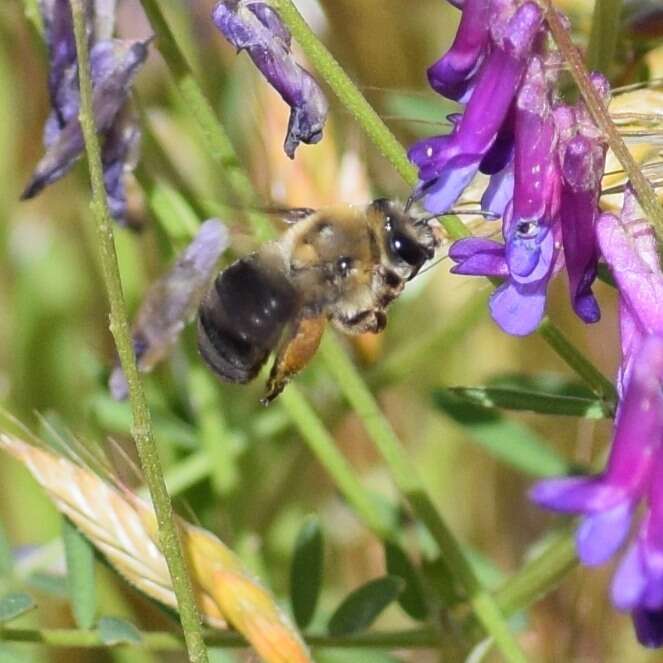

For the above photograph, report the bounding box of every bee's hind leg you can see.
[262,316,326,405]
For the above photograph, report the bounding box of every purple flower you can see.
[597,192,663,394]
[427,0,492,102]
[449,57,561,336]
[212,0,328,158]
[109,219,229,400]
[408,1,543,213]
[532,193,663,647]
[557,73,609,324]
[22,0,148,226]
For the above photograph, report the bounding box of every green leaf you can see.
[327,576,404,636]
[0,520,12,575]
[384,542,429,621]
[432,389,572,477]
[289,515,324,629]
[62,517,96,630]
[447,386,609,419]
[0,593,36,623]
[149,182,200,244]
[98,616,143,646]
[27,572,68,599]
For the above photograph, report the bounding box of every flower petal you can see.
[612,542,647,610]
[633,608,663,648]
[449,238,508,277]
[576,502,633,566]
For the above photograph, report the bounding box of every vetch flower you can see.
[450,56,561,336]
[426,0,492,102]
[109,219,229,400]
[557,73,609,324]
[532,194,663,648]
[212,0,328,158]
[408,1,543,213]
[21,0,149,225]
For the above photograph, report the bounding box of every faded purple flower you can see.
[212,0,328,158]
[409,1,543,213]
[532,194,663,648]
[110,219,229,400]
[21,0,148,225]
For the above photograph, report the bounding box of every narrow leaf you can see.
[432,389,571,477]
[384,542,429,621]
[447,386,609,419]
[0,520,12,575]
[62,516,96,630]
[98,616,143,645]
[0,593,36,623]
[290,515,324,629]
[328,576,404,636]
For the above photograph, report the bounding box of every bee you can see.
[197,198,441,404]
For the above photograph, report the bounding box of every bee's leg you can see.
[262,316,326,405]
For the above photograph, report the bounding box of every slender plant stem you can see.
[319,337,527,663]
[279,385,394,539]
[0,627,439,651]
[69,3,208,662]
[538,318,617,412]
[544,0,663,240]
[586,0,624,73]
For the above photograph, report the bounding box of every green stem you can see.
[138,0,273,242]
[587,0,624,74]
[69,3,208,662]
[537,318,617,412]
[279,385,394,539]
[319,337,527,663]
[496,528,577,617]
[0,627,438,651]
[544,0,663,241]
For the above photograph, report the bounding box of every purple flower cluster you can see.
[212,0,328,158]
[410,0,609,336]
[532,192,663,648]
[22,0,149,225]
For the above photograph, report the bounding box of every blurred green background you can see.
[0,0,661,661]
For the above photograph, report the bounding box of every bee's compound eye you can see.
[390,232,427,268]
[337,256,353,276]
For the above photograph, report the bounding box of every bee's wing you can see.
[259,206,317,224]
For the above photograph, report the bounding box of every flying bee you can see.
[197,198,442,404]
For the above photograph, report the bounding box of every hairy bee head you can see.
[368,198,441,280]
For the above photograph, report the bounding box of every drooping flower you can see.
[212,0,328,158]
[556,73,609,324]
[532,194,663,647]
[109,219,229,400]
[408,1,543,213]
[21,0,149,226]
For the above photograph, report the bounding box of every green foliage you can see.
[0,593,36,623]
[433,388,573,477]
[327,576,404,636]
[289,515,324,629]
[384,542,429,621]
[62,517,96,630]
[98,616,143,646]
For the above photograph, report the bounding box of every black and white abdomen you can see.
[197,256,298,384]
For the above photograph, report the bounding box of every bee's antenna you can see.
[415,209,500,225]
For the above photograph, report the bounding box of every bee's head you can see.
[369,198,441,279]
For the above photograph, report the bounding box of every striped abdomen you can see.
[197,256,298,384]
